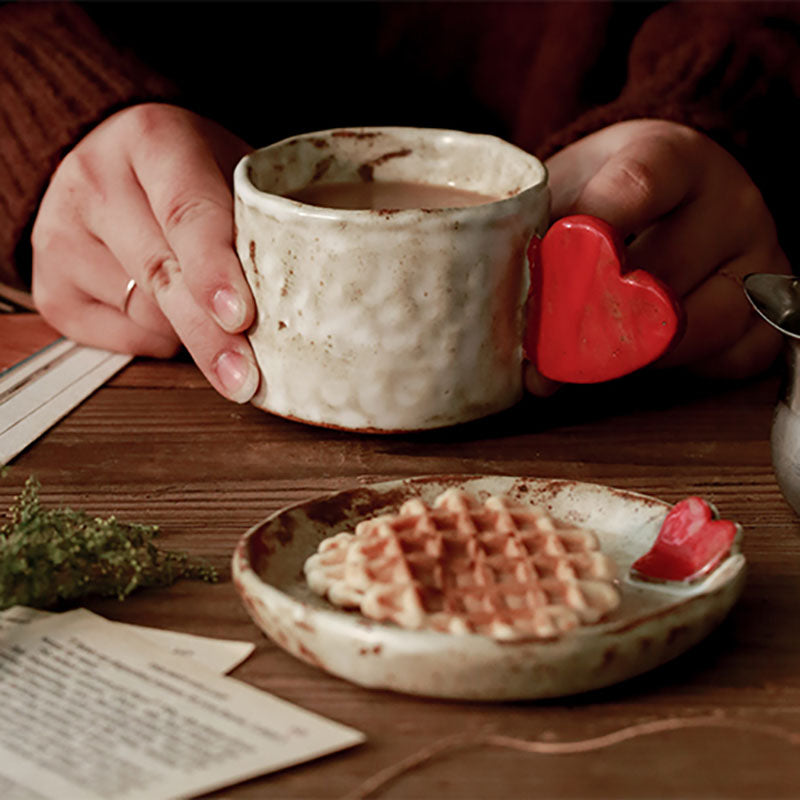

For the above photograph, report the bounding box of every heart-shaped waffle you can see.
[304,489,620,641]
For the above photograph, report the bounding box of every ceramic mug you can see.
[233,126,549,432]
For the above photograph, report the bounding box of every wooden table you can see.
[3,356,800,798]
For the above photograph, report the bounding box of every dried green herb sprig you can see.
[0,476,217,610]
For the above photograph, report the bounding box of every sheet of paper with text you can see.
[0,608,364,800]
[0,606,255,676]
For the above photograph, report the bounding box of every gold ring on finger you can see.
[121,277,137,314]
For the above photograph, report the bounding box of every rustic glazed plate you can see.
[232,476,745,700]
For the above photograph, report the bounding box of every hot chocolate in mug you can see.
[233,127,679,432]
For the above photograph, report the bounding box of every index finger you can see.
[131,113,254,333]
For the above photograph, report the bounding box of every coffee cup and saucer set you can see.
[229,127,754,700]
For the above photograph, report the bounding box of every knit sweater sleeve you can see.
[529,1,800,261]
[0,2,175,288]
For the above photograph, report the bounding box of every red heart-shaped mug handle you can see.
[524,215,683,383]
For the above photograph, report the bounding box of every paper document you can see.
[0,606,255,676]
[0,608,364,800]
[0,314,132,465]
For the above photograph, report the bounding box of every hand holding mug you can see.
[545,119,791,381]
[31,103,260,403]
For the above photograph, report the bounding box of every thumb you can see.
[546,128,694,238]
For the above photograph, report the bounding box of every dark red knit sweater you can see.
[1,1,798,288]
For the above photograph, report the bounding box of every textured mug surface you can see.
[234,127,549,432]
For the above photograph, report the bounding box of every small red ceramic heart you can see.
[631,497,739,583]
[524,215,683,383]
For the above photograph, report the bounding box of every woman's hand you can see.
[32,103,259,403]
[527,118,791,393]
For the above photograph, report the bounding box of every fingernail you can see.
[214,349,259,403]
[212,287,247,331]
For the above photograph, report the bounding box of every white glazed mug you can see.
[233,126,549,432]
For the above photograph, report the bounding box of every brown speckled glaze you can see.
[233,128,549,432]
[231,476,746,701]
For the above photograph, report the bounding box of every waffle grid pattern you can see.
[304,489,620,640]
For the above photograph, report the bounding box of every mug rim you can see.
[234,125,548,221]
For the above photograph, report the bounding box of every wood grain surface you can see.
[3,355,800,799]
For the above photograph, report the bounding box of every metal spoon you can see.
[743,273,800,339]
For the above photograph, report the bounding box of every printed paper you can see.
[0,607,255,675]
[0,609,364,799]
